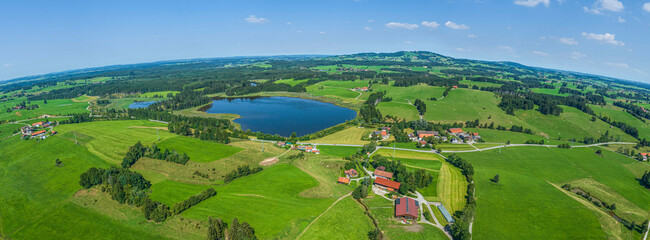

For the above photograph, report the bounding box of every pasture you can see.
[0,98,89,121]
[299,197,374,239]
[456,147,650,240]
[304,127,370,145]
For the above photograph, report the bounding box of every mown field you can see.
[304,127,370,145]
[456,147,650,240]
[0,98,90,121]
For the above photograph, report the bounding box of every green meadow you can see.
[0,98,89,121]
[456,147,650,240]
[156,136,243,163]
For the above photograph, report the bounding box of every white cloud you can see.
[582,32,625,46]
[244,15,268,24]
[421,21,440,29]
[445,21,469,30]
[559,37,578,45]
[584,0,624,14]
[532,50,549,56]
[604,62,629,69]
[644,3,650,12]
[456,48,471,52]
[286,22,292,25]
[363,27,372,31]
[319,31,325,34]
[468,34,477,38]
[514,0,550,7]
[404,41,413,44]
[570,51,586,59]
[617,17,626,23]
[385,22,419,30]
[368,19,375,23]
[2,63,11,68]
[498,45,514,51]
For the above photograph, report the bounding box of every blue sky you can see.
[1,0,649,82]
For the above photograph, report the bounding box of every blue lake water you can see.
[203,97,357,137]
[128,101,158,109]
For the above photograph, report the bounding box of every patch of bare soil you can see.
[15,111,21,116]
[75,188,99,197]
[260,157,279,166]
[233,194,267,199]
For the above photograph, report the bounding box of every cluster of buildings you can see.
[339,67,373,72]
[277,142,321,154]
[408,128,481,144]
[337,168,359,185]
[352,86,369,92]
[20,125,56,140]
[372,168,402,192]
[370,127,390,140]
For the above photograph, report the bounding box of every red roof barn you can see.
[374,169,394,179]
[395,197,420,219]
[374,177,401,192]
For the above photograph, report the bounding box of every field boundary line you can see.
[296,192,352,239]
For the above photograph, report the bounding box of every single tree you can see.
[55,158,62,166]
[491,174,500,183]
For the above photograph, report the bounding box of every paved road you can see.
[441,142,636,153]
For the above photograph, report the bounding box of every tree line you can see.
[223,165,263,183]
[121,141,191,168]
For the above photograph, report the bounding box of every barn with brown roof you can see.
[374,177,401,192]
[373,169,394,179]
[395,197,420,220]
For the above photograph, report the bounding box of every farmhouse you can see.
[344,169,358,178]
[414,131,439,140]
[32,122,44,127]
[31,130,46,137]
[374,169,394,179]
[295,145,319,154]
[374,177,401,192]
[370,131,389,140]
[277,141,286,147]
[395,197,419,220]
[337,177,350,185]
[640,153,649,161]
[448,128,463,135]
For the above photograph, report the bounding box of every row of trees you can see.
[172,188,216,215]
[223,165,263,183]
[207,217,258,240]
[121,141,191,168]
[413,99,426,116]
[369,155,435,194]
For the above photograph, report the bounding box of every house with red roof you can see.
[374,169,394,179]
[374,177,401,192]
[448,128,463,135]
[640,153,649,161]
[338,177,350,185]
[32,122,44,127]
[344,169,358,178]
[395,197,420,220]
[31,130,46,137]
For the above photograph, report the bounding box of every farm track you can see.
[296,192,352,239]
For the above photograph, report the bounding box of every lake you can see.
[202,97,357,136]
[128,101,158,109]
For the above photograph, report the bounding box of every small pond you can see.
[128,101,158,109]
[202,96,357,137]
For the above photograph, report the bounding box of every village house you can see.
[370,130,389,140]
[32,121,44,127]
[374,177,401,192]
[395,197,420,220]
[640,153,649,161]
[277,141,286,147]
[374,169,394,179]
[447,128,463,135]
[344,169,358,178]
[31,130,47,138]
[353,87,369,92]
[294,145,319,154]
[337,177,350,185]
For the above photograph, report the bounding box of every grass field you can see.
[180,164,337,239]
[304,127,370,145]
[0,98,89,121]
[459,80,503,88]
[371,84,446,104]
[372,149,443,161]
[377,102,420,121]
[438,143,476,151]
[317,145,361,158]
[275,78,308,86]
[0,136,110,237]
[464,128,567,145]
[421,88,635,141]
[591,104,650,139]
[156,136,243,163]
[299,196,374,239]
[456,147,650,240]
[0,123,21,140]
[435,163,468,211]
[306,85,360,99]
